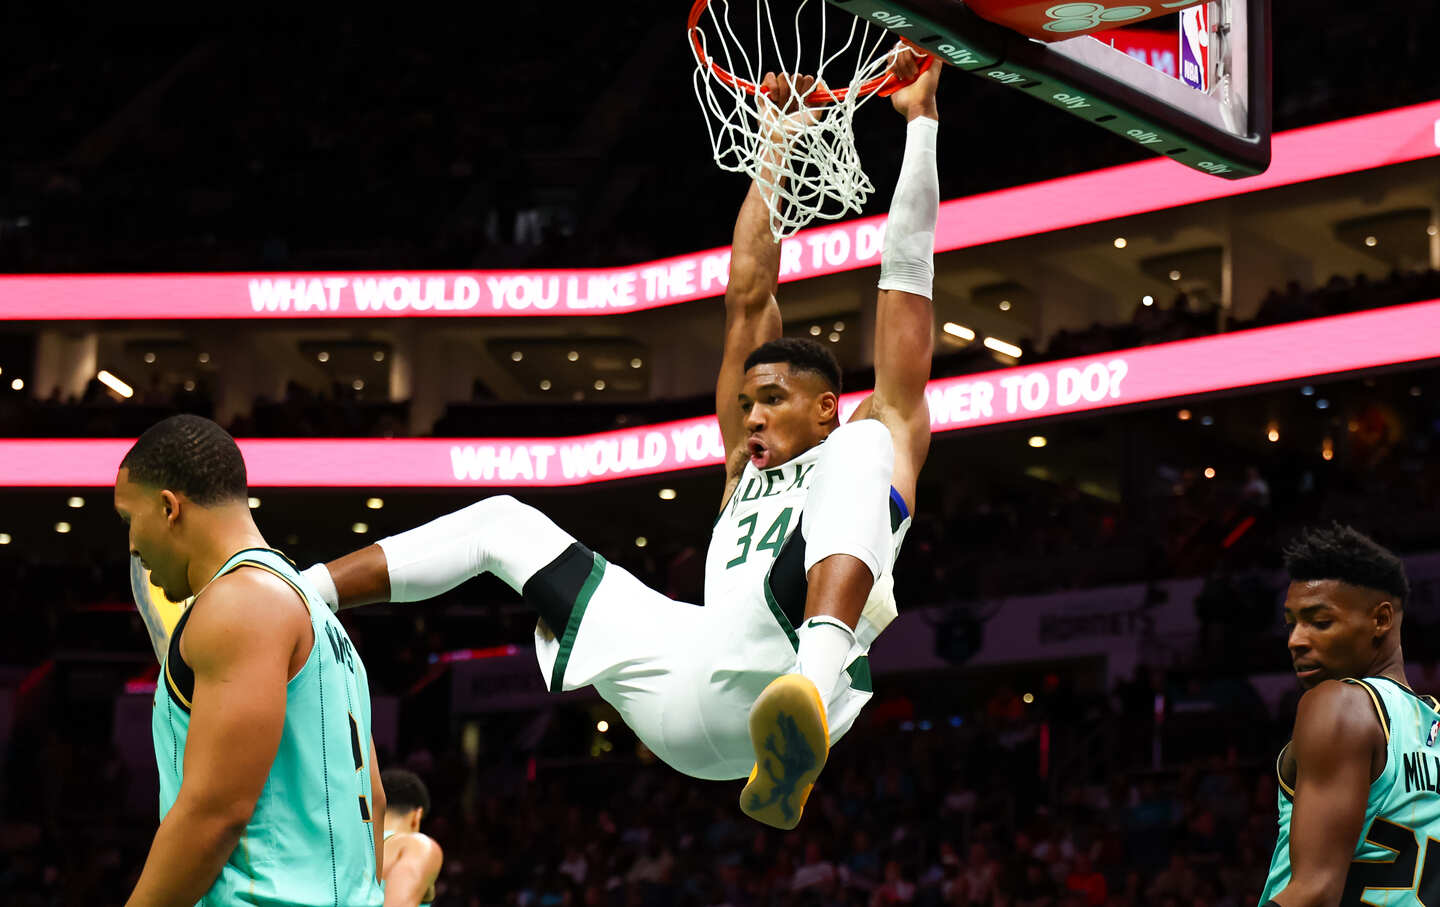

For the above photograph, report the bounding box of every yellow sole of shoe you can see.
[740,674,830,830]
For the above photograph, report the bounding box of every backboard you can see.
[827,0,1272,178]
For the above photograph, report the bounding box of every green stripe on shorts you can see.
[549,554,608,693]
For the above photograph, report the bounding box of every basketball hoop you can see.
[689,0,933,240]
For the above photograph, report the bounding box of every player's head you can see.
[381,768,431,832]
[1282,522,1409,689]
[739,338,842,468]
[114,415,250,602]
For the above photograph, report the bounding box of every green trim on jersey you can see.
[549,553,607,692]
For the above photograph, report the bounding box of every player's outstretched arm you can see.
[125,571,303,907]
[849,51,939,514]
[1271,681,1384,907]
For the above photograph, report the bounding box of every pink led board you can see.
[6,298,1439,487]
[1,101,1437,321]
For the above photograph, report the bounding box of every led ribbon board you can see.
[6,298,1440,488]
[828,0,1271,177]
[0,101,1435,321]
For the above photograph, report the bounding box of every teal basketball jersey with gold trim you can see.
[1261,677,1440,906]
[152,547,383,906]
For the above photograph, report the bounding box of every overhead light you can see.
[596,720,610,733]
[809,325,822,336]
[248,497,261,509]
[96,370,134,399]
[998,300,1012,312]
[373,350,386,362]
[833,321,845,331]
[1200,415,1214,426]
[1177,409,1192,421]
[567,351,580,362]
[183,380,196,392]
[593,379,606,391]
[351,522,368,534]
[365,497,384,510]
[511,351,523,362]
[634,536,648,548]
[828,332,841,343]
[1203,467,1216,479]
[942,322,975,341]
[1142,295,1154,307]
[1028,436,1047,448]
[1169,269,1182,281]
[1364,235,1378,247]
[317,351,330,363]
[1113,237,1127,249]
[197,352,210,364]
[1411,386,1423,397]
[67,496,85,509]
[539,379,552,391]
[54,522,71,534]
[1300,385,1315,396]
[352,378,364,391]
[143,352,156,364]
[658,488,677,501]
[630,358,643,369]
[1429,225,1439,237]
[1322,438,1335,461]
[9,378,20,391]
[1022,693,1035,704]
[983,336,1023,358]
[1316,399,1330,410]
[0,533,10,545]
[1267,425,1280,443]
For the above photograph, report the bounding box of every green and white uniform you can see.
[532,420,910,780]
[1262,676,1440,906]
[154,547,383,906]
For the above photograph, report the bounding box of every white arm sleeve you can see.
[877,116,939,301]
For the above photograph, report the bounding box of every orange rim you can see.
[687,0,935,105]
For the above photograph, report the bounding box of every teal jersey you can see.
[152,548,383,906]
[1261,677,1440,906]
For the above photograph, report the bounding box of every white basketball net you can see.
[690,0,902,240]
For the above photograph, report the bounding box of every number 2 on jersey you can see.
[727,507,793,568]
[1342,817,1440,904]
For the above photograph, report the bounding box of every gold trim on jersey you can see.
[164,652,193,711]
[1275,742,1295,799]
[1344,678,1392,744]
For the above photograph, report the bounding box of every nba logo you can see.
[1428,720,1439,747]
[1179,4,1209,91]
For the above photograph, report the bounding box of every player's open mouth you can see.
[748,438,769,467]
[1293,663,1322,679]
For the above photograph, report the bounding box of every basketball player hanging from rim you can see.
[300,48,941,831]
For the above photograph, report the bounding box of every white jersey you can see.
[704,439,912,736]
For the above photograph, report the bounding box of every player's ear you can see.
[1374,600,1397,637]
[814,390,838,423]
[160,489,182,526]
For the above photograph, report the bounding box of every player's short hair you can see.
[743,338,842,394]
[382,768,431,816]
[120,415,248,507]
[1284,522,1409,607]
